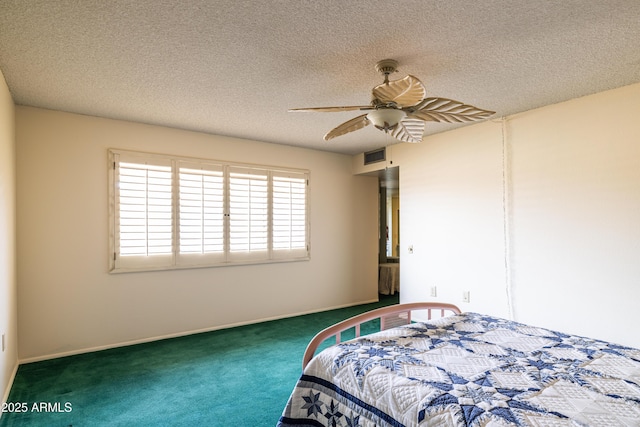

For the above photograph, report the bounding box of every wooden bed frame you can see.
[302,302,462,369]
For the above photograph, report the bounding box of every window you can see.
[109,150,309,272]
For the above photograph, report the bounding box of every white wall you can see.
[355,82,640,348]
[507,84,640,347]
[396,121,511,319]
[0,70,17,403]
[16,107,379,361]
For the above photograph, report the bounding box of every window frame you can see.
[108,149,310,273]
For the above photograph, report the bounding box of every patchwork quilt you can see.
[278,312,640,426]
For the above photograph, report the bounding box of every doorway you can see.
[377,167,399,263]
[377,167,400,296]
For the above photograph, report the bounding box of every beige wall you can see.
[16,107,379,361]
[506,84,640,346]
[10,81,640,368]
[397,121,509,317]
[355,82,640,348]
[0,70,17,403]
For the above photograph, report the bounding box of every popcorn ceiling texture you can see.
[1,0,639,155]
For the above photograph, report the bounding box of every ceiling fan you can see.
[289,59,495,143]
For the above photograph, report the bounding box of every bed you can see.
[278,302,640,426]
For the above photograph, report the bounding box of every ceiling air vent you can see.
[364,148,386,165]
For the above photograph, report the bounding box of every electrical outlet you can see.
[430,286,437,297]
[408,245,414,254]
[463,291,471,303]
[1,333,5,352]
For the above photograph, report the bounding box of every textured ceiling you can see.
[1,1,640,155]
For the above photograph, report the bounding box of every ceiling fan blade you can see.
[324,114,370,141]
[288,105,373,113]
[390,118,425,143]
[409,97,495,123]
[372,75,426,108]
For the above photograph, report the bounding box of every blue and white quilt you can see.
[278,312,640,426]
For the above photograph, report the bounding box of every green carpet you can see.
[1,294,398,426]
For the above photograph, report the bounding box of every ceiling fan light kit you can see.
[289,59,495,145]
[366,108,406,131]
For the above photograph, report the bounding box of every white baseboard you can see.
[19,298,380,364]
[1,362,19,418]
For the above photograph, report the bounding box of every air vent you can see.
[364,148,386,165]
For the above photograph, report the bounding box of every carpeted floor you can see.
[0,294,398,426]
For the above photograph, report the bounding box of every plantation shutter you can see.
[113,153,174,270]
[176,161,226,266]
[272,171,309,259]
[228,166,269,262]
[110,149,309,272]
